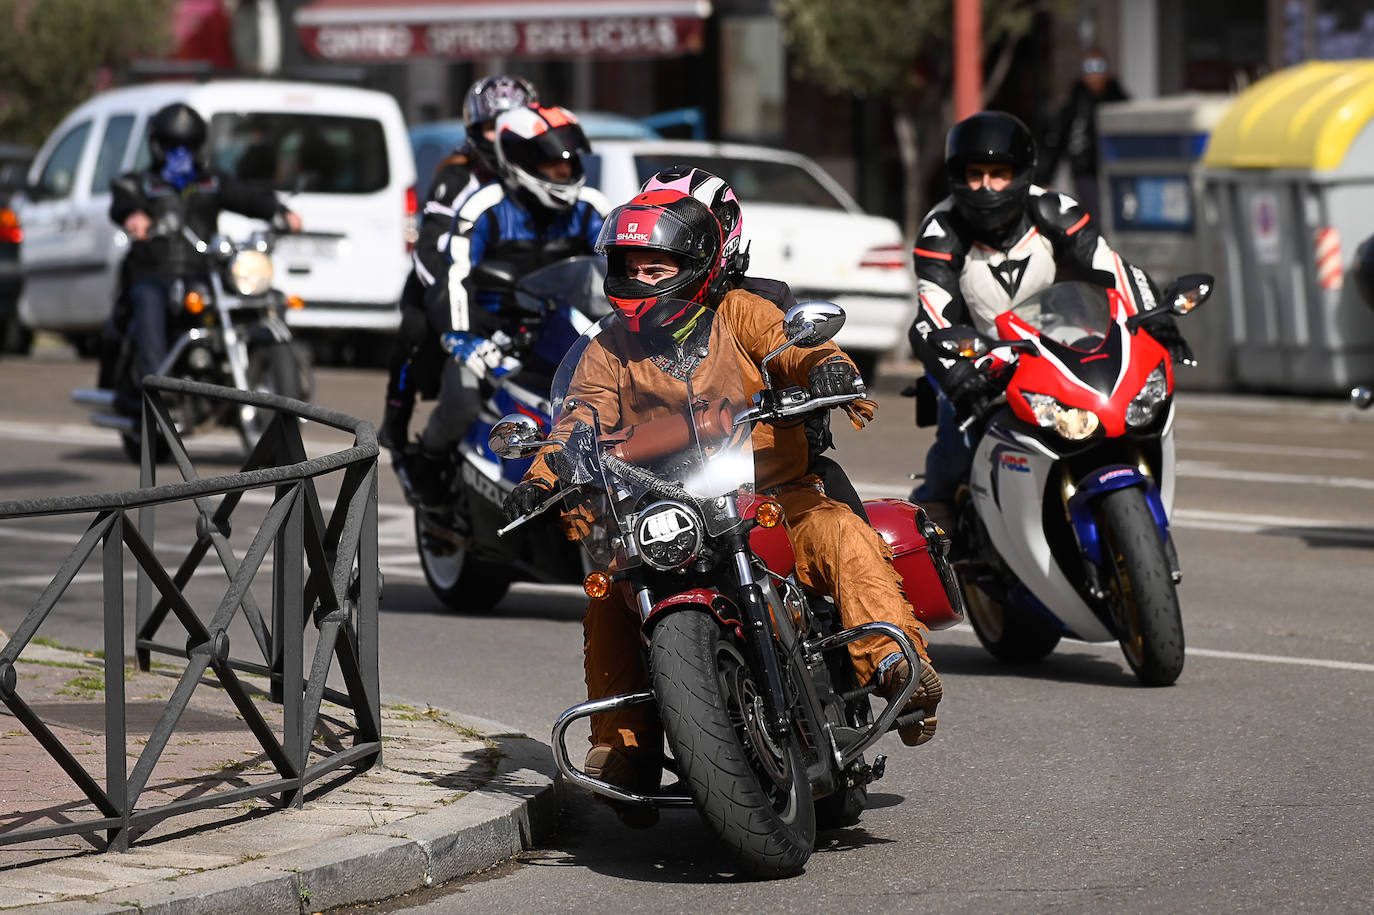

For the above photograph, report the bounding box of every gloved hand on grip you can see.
[441,331,523,383]
[941,360,995,418]
[1144,315,1196,367]
[503,478,552,522]
[809,357,864,398]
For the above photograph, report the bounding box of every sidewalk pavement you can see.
[0,635,558,914]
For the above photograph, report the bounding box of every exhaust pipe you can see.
[91,413,135,433]
[72,388,118,409]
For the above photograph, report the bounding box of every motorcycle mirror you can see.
[928,325,991,359]
[783,301,846,348]
[488,413,555,459]
[1163,273,1214,316]
[1351,386,1373,410]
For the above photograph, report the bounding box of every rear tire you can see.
[960,502,1061,664]
[1100,486,1185,686]
[650,611,815,878]
[413,510,511,612]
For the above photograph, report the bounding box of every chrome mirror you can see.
[488,413,548,459]
[783,301,847,348]
[1351,386,1373,411]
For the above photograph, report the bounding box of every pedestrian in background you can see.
[1038,49,1128,217]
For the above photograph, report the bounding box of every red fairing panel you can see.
[864,498,963,629]
[739,494,796,575]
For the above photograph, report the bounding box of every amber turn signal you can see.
[184,291,205,314]
[286,295,305,310]
[583,570,612,599]
[755,499,784,529]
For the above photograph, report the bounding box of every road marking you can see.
[1176,461,1374,491]
[1177,440,1368,460]
[941,623,1374,672]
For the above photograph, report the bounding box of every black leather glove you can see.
[503,478,552,522]
[941,360,994,417]
[1144,315,1196,367]
[809,358,862,398]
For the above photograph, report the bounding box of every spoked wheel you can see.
[650,611,814,879]
[1099,486,1185,686]
[413,510,511,612]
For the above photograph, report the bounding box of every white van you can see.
[17,79,416,347]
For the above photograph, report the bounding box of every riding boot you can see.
[404,448,452,508]
[379,395,413,453]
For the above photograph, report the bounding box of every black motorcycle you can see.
[73,216,311,462]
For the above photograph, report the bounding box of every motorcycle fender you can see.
[644,588,742,634]
[1067,466,1170,568]
[971,424,1113,642]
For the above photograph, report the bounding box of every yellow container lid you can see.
[1201,59,1374,171]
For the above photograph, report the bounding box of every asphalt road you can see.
[1,349,1370,914]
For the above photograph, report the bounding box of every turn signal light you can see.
[286,295,305,310]
[583,570,612,600]
[184,291,205,314]
[755,499,784,529]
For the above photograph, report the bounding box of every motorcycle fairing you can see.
[970,418,1115,642]
[1066,464,1171,568]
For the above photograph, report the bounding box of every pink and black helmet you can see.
[639,167,748,282]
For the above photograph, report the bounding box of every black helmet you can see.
[596,189,725,338]
[148,103,207,167]
[1354,233,1374,312]
[462,75,538,175]
[494,105,589,211]
[945,111,1037,235]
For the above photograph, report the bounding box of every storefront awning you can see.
[295,0,713,62]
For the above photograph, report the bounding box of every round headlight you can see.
[1126,363,1169,427]
[229,250,274,296]
[634,500,702,571]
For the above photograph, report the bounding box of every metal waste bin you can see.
[1199,60,1374,395]
[1097,93,1236,390]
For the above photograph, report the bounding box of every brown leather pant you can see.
[583,487,931,763]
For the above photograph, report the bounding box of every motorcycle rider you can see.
[109,102,302,400]
[408,104,610,507]
[907,110,1192,524]
[638,166,869,520]
[380,75,539,455]
[503,190,941,827]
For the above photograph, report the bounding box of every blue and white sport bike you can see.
[415,256,609,611]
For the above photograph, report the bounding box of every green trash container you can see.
[1098,93,1236,390]
[1199,60,1374,395]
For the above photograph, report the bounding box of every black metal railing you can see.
[0,376,381,851]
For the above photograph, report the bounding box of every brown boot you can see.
[584,745,659,829]
[879,657,943,746]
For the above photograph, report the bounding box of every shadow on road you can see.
[1257,524,1374,550]
[930,641,1139,689]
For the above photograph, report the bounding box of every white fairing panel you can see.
[969,420,1115,642]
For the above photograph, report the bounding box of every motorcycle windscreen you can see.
[549,306,755,565]
[513,255,611,364]
[1006,281,1113,351]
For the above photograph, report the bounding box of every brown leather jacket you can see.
[528,288,874,493]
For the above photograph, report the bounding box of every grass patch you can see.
[58,674,106,697]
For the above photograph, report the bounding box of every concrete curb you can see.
[15,716,559,914]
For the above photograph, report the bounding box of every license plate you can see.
[276,234,343,261]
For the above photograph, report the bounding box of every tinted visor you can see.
[502,122,589,184]
[595,203,713,260]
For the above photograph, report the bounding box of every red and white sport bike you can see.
[927,274,1213,686]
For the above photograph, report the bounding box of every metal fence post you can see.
[277,484,306,808]
[104,512,130,851]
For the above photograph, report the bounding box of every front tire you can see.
[650,611,815,879]
[1100,486,1185,686]
[240,341,311,451]
[413,510,511,612]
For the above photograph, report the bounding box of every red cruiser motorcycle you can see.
[925,275,1212,686]
[492,302,962,878]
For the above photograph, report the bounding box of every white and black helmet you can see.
[493,106,590,211]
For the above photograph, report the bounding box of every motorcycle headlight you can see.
[228,250,274,296]
[634,500,702,571]
[1126,363,1169,427]
[1023,392,1100,440]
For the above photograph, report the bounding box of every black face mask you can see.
[951,169,1033,239]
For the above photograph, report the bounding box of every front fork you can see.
[1063,459,1180,602]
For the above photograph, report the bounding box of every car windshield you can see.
[633,154,845,210]
[1006,282,1113,351]
[206,113,389,194]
